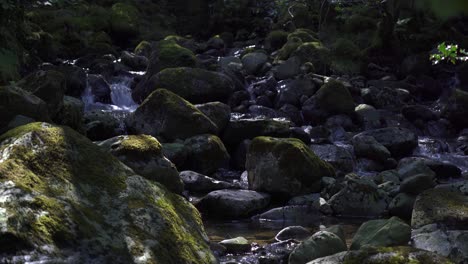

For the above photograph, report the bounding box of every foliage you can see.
[430,42,468,65]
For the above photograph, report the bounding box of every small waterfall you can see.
[110,76,138,112]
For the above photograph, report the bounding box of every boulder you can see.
[84,110,125,141]
[0,86,50,133]
[16,70,66,117]
[219,237,251,253]
[180,171,235,193]
[400,173,435,195]
[222,118,291,148]
[241,52,269,75]
[310,144,355,175]
[196,189,270,218]
[135,67,235,104]
[255,206,320,225]
[350,217,411,250]
[183,134,230,175]
[53,96,84,132]
[126,89,218,141]
[275,79,316,108]
[121,51,148,71]
[352,134,391,162]
[246,137,335,197]
[86,74,112,104]
[315,80,355,115]
[98,135,183,193]
[443,89,468,129]
[329,178,390,217]
[196,102,231,131]
[289,231,347,264]
[356,127,418,157]
[275,226,312,242]
[308,246,454,264]
[389,193,417,220]
[0,123,216,263]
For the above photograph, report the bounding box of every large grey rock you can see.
[350,217,411,250]
[0,123,216,264]
[356,127,418,157]
[196,189,270,218]
[126,89,218,141]
[184,134,230,175]
[242,52,269,75]
[275,226,312,242]
[196,102,231,131]
[329,178,390,217]
[310,144,355,174]
[352,134,391,162]
[389,193,417,220]
[222,118,291,147]
[289,231,347,264]
[246,137,335,197]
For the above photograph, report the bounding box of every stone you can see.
[289,231,347,264]
[125,89,218,141]
[184,134,230,175]
[219,237,251,253]
[121,50,148,71]
[196,102,231,131]
[355,104,381,129]
[83,110,125,141]
[389,193,417,220]
[256,206,320,225]
[356,127,418,157]
[98,135,183,193]
[0,86,50,133]
[308,246,453,264]
[53,96,84,132]
[246,137,335,197]
[350,217,411,250]
[400,173,435,195]
[179,171,235,193]
[135,67,235,104]
[86,74,112,104]
[273,56,301,80]
[443,89,468,129]
[352,134,391,162]
[196,189,270,218]
[242,52,269,75]
[315,80,355,115]
[310,144,355,175]
[275,226,312,242]
[329,178,390,217]
[0,123,216,263]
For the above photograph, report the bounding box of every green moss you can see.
[266,30,288,50]
[156,40,197,70]
[118,135,163,157]
[287,28,318,43]
[292,42,331,73]
[315,80,355,114]
[134,40,151,56]
[275,37,303,61]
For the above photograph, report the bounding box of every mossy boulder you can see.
[222,118,291,148]
[83,110,125,141]
[0,123,216,263]
[315,80,355,115]
[126,89,218,141]
[411,189,468,230]
[52,96,84,132]
[276,37,303,61]
[109,2,140,42]
[292,42,331,73]
[308,246,453,264]
[288,28,318,43]
[329,178,390,217]
[148,67,235,104]
[196,102,231,132]
[350,217,411,250]
[16,70,66,118]
[265,30,288,51]
[0,86,50,133]
[246,137,335,197]
[98,135,184,194]
[184,134,230,175]
[289,231,347,264]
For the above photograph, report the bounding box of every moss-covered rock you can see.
[0,122,216,263]
[83,110,125,141]
[289,231,347,264]
[246,137,335,197]
[288,28,318,43]
[98,135,184,194]
[330,38,364,75]
[184,134,230,175]
[275,37,303,61]
[265,30,288,51]
[195,102,231,132]
[109,2,140,42]
[126,89,218,141]
[52,96,84,133]
[16,70,66,118]
[329,178,390,217]
[411,189,468,230]
[145,67,235,104]
[292,42,331,73]
[350,217,411,250]
[308,246,453,264]
[0,86,50,133]
[315,80,355,115]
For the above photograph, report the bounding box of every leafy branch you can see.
[430,42,468,65]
